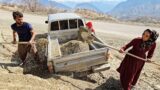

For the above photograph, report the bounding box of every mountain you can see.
[39,0,71,10]
[62,1,121,13]
[92,1,121,13]
[75,3,101,12]
[0,0,122,13]
[39,0,121,13]
[40,0,101,11]
[49,1,71,9]
[109,0,160,20]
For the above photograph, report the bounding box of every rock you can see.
[143,72,152,77]
[87,73,105,84]
[154,85,160,90]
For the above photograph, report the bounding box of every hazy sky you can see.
[49,0,126,3]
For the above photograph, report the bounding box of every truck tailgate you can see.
[50,48,109,72]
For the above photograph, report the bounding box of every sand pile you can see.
[61,40,89,56]
[78,26,95,44]
[22,38,48,74]
[36,38,48,62]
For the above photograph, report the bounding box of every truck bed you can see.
[46,30,109,73]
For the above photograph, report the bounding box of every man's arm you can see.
[29,30,36,43]
[12,31,17,44]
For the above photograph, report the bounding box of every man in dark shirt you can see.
[11,11,39,66]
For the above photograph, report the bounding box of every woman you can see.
[117,29,159,90]
[86,22,96,35]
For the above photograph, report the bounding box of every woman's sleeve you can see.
[91,29,95,32]
[122,38,136,51]
[147,43,156,59]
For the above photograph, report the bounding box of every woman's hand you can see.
[119,48,125,53]
[146,58,152,63]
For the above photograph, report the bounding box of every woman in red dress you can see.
[117,29,159,90]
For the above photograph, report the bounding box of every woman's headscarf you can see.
[150,30,159,42]
[141,29,159,48]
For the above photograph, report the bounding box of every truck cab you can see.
[47,13,85,31]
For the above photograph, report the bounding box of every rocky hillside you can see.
[75,9,118,22]
[0,0,121,13]
[75,3,101,13]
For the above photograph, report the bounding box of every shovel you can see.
[92,36,160,67]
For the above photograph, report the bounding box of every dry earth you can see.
[0,9,160,90]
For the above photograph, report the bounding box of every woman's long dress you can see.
[117,37,156,90]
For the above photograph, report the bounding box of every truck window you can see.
[69,19,77,29]
[60,20,69,30]
[51,21,59,31]
[78,19,84,27]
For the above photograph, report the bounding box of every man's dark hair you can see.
[12,11,23,20]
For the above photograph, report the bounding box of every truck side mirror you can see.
[45,20,48,24]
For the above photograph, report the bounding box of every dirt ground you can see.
[0,9,160,90]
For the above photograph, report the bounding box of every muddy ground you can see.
[0,9,160,90]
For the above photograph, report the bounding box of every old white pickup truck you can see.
[39,13,110,74]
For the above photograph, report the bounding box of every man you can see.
[11,11,39,66]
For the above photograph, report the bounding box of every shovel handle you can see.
[0,42,36,44]
[93,41,147,62]
[93,41,160,67]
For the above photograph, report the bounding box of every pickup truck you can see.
[37,13,110,75]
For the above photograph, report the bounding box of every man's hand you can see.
[12,31,17,44]
[12,40,17,44]
[119,48,125,53]
[29,30,36,44]
[29,40,35,44]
